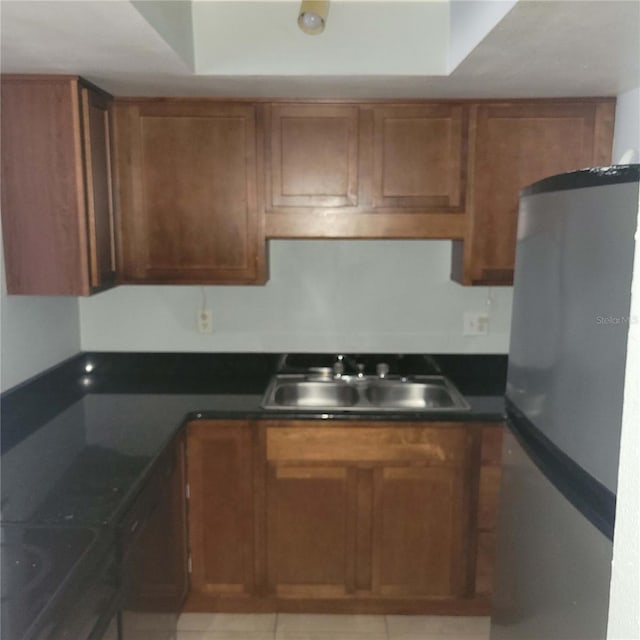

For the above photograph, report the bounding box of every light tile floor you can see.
[170,613,491,640]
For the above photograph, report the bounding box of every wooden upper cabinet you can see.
[452,100,615,285]
[1,75,117,295]
[264,102,468,240]
[113,102,265,284]
[266,104,360,211]
[370,104,467,212]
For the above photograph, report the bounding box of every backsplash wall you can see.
[0,234,81,392]
[79,240,513,353]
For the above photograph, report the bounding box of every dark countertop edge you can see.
[186,408,505,423]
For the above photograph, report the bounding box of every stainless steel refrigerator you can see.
[491,165,640,640]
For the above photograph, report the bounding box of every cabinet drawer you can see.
[266,424,469,465]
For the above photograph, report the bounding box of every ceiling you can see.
[1,0,639,98]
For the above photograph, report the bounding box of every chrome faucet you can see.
[333,354,364,378]
[376,362,390,378]
[333,354,347,378]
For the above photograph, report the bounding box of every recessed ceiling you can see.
[1,0,638,98]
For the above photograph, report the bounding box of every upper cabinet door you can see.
[81,87,117,290]
[370,105,468,212]
[114,102,265,284]
[266,104,360,212]
[452,100,615,286]
[0,76,116,296]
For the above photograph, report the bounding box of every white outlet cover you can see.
[197,309,213,334]
[463,311,489,336]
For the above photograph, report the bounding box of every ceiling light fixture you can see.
[298,0,329,35]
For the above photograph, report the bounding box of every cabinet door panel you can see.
[115,103,264,284]
[187,422,254,596]
[372,464,469,598]
[266,463,356,597]
[81,87,116,289]
[267,104,360,210]
[371,105,467,212]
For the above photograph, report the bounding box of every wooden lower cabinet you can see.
[267,463,355,598]
[185,421,256,607]
[184,420,501,615]
[372,464,469,598]
[475,424,504,596]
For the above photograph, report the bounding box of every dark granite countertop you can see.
[0,351,506,639]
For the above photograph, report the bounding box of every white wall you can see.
[131,0,195,70]
[607,86,640,640]
[612,87,640,163]
[79,240,513,354]
[448,0,518,71]
[0,238,81,392]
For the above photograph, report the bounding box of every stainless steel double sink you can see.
[261,374,470,412]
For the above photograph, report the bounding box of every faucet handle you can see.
[356,363,366,378]
[376,362,390,378]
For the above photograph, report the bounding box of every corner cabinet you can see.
[1,75,117,295]
[451,100,615,285]
[184,420,499,615]
[112,101,266,284]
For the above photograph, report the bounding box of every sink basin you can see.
[366,381,458,409]
[261,374,469,412]
[273,381,359,408]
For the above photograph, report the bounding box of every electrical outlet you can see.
[463,311,489,336]
[197,309,213,334]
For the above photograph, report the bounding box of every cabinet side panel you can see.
[1,78,88,295]
[129,433,189,610]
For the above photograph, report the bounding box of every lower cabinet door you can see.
[371,464,471,598]
[187,422,255,598]
[266,463,356,598]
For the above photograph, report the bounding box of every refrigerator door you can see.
[507,171,639,493]
[491,430,613,640]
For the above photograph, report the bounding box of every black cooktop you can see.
[1,524,98,640]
